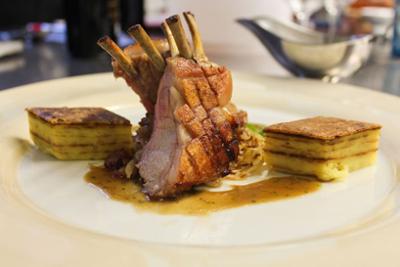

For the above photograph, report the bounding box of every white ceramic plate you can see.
[1,73,399,266]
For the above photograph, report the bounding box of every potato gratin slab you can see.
[264,116,381,180]
[27,107,133,160]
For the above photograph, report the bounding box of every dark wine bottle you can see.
[393,0,400,57]
[65,0,111,58]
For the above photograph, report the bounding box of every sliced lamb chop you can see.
[98,13,247,198]
[137,14,246,197]
[97,29,169,161]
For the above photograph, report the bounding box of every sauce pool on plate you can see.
[85,166,320,215]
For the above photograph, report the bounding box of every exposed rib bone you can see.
[97,36,137,77]
[127,24,166,71]
[166,15,193,59]
[161,22,179,57]
[183,12,207,62]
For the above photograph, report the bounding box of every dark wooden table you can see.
[0,42,111,90]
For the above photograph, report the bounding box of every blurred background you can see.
[0,0,398,95]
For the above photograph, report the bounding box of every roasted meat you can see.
[98,12,247,198]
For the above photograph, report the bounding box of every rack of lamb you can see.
[98,12,247,198]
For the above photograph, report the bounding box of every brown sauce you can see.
[85,166,320,215]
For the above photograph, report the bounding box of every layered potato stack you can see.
[27,107,133,160]
[264,116,381,180]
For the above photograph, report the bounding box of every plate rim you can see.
[1,72,400,266]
